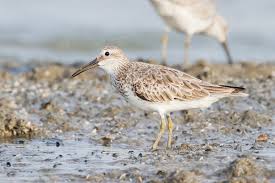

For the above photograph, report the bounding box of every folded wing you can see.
[132,64,242,103]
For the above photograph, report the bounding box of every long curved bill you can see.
[71,58,99,77]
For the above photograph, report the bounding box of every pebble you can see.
[256,133,269,142]
[6,162,11,167]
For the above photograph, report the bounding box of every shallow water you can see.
[0,136,144,182]
[0,126,274,182]
[0,0,275,63]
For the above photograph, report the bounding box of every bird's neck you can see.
[101,60,130,78]
[206,15,228,42]
[150,0,173,16]
[150,0,163,7]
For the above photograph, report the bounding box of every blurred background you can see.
[0,0,274,64]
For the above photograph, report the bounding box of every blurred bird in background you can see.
[150,0,233,66]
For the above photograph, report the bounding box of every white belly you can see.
[125,89,223,114]
[155,1,213,34]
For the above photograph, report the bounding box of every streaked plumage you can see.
[150,0,233,65]
[72,46,247,150]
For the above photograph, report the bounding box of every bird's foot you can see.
[151,143,159,151]
[166,144,172,150]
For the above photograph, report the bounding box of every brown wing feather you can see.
[132,64,211,102]
[131,62,242,103]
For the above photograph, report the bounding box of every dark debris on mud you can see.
[0,60,274,182]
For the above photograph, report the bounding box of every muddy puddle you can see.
[0,61,274,182]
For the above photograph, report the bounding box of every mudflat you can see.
[0,60,274,182]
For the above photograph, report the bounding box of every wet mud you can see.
[0,60,274,182]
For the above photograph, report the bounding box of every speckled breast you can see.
[110,76,130,101]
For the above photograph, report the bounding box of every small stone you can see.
[53,163,62,168]
[56,154,63,159]
[112,153,118,158]
[6,162,11,167]
[101,136,112,146]
[256,133,269,142]
[7,171,16,177]
[156,170,167,177]
[91,127,98,135]
[17,140,25,144]
[179,144,192,152]
[205,145,213,152]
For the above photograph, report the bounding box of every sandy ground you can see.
[0,60,274,182]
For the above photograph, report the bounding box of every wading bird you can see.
[150,0,233,65]
[72,46,246,150]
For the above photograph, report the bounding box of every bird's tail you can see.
[219,85,249,97]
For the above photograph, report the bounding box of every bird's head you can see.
[72,46,129,77]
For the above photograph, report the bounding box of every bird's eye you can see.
[105,52,110,56]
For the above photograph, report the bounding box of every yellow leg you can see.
[152,115,166,150]
[161,30,169,66]
[167,114,174,149]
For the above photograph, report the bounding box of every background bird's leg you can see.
[166,114,174,149]
[221,41,233,64]
[184,34,192,67]
[152,114,166,150]
[161,27,169,65]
